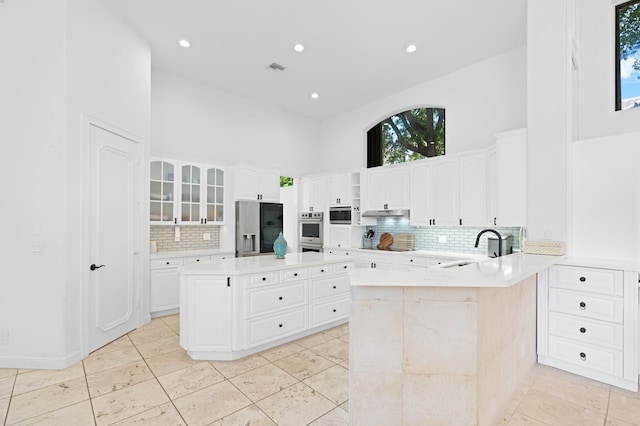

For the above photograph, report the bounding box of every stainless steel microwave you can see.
[329,206,351,224]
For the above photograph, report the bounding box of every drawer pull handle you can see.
[279,324,283,328]
[196,259,200,262]
[278,296,283,300]
[344,265,348,269]
[294,273,298,277]
[166,262,170,265]
[262,277,266,281]
[333,286,337,289]
[579,352,587,361]
[333,309,337,313]
[410,259,414,262]
[321,269,325,273]
[579,276,586,282]
[579,327,586,333]
[579,302,586,310]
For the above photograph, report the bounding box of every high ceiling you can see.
[106,0,527,120]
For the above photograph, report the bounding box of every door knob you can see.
[90,264,105,271]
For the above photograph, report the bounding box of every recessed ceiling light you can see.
[406,44,417,53]
[178,39,191,48]
[294,44,305,52]
[311,92,319,99]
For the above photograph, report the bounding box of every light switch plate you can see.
[203,233,211,241]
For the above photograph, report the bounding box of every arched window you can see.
[616,0,640,111]
[367,107,445,168]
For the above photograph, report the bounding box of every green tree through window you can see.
[367,108,445,167]
[616,0,640,110]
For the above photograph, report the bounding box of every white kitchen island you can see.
[349,253,561,426]
[179,252,352,360]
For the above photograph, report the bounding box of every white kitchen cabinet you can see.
[327,173,352,206]
[180,276,233,353]
[431,157,460,226]
[458,151,487,226]
[537,264,638,391]
[356,251,395,269]
[180,258,352,360]
[234,165,280,202]
[409,160,433,226]
[487,129,527,226]
[179,162,226,224]
[150,158,179,224]
[365,164,410,211]
[300,175,326,212]
[150,158,226,225]
[150,257,184,315]
[150,252,232,317]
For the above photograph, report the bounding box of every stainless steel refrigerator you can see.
[235,201,284,257]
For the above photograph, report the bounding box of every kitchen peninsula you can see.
[349,253,561,425]
[178,252,352,360]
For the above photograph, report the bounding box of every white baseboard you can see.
[0,350,83,370]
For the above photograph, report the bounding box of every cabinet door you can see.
[301,176,327,212]
[328,226,351,248]
[459,152,486,226]
[150,267,180,312]
[150,159,178,224]
[410,161,433,226]
[301,178,313,211]
[234,166,260,200]
[183,277,232,352]
[496,130,527,226]
[385,166,410,209]
[258,169,281,202]
[327,173,350,206]
[201,166,225,224]
[179,163,202,224]
[366,169,386,210]
[432,158,459,226]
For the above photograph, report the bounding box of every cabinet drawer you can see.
[281,268,307,282]
[246,282,307,318]
[248,272,280,287]
[310,297,350,327]
[247,308,308,347]
[548,312,623,350]
[183,255,211,265]
[396,256,434,268]
[549,288,623,324]
[333,262,353,274]
[310,276,351,301]
[150,257,183,269]
[309,264,332,277]
[550,266,623,297]
[548,336,623,377]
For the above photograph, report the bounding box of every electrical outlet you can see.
[174,226,180,242]
[31,243,43,255]
[438,235,446,244]
[203,233,211,241]
[0,330,9,345]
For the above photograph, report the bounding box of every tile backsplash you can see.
[369,217,523,255]
[150,225,220,252]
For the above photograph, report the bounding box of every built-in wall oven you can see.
[329,206,351,224]
[299,211,323,252]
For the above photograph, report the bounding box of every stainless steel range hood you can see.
[361,209,410,218]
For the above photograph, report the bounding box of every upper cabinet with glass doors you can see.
[150,159,178,224]
[150,158,225,225]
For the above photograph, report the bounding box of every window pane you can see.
[208,168,216,185]
[216,169,224,185]
[216,187,224,203]
[192,166,200,184]
[182,165,191,183]
[150,161,161,180]
[193,185,200,203]
[150,202,161,221]
[181,204,190,222]
[216,205,224,221]
[150,182,161,200]
[164,202,173,221]
[182,184,190,202]
[163,163,174,181]
[162,183,173,201]
[207,187,215,203]
[207,205,215,221]
[192,204,199,221]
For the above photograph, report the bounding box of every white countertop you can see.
[179,252,351,275]
[350,253,562,288]
[150,249,235,259]
[324,247,489,260]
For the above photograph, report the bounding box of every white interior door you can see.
[88,123,140,352]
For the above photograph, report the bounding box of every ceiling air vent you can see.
[266,62,286,71]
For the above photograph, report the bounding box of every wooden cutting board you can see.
[377,232,393,250]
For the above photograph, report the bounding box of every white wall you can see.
[151,71,320,177]
[577,0,640,140]
[0,0,150,368]
[571,132,640,261]
[0,0,68,366]
[314,46,527,174]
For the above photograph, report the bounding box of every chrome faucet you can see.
[474,229,503,257]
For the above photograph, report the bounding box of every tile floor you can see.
[0,315,637,425]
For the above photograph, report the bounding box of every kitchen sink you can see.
[430,259,484,269]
